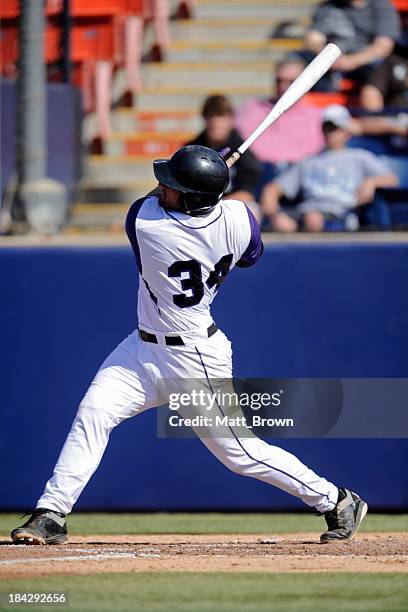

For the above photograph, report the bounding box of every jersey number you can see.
[168,254,233,309]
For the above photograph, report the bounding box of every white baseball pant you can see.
[37,328,338,515]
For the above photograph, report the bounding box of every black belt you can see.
[139,323,218,346]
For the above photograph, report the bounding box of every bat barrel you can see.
[233,43,342,161]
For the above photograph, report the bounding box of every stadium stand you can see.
[1,0,407,233]
[0,0,62,76]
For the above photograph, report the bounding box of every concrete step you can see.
[135,85,270,111]
[78,177,155,204]
[169,18,308,42]
[141,60,276,88]
[165,39,302,63]
[104,131,194,156]
[194,0,319,20]
[110,109,201,134]
[69,203,129,229]
[83,155,158,183]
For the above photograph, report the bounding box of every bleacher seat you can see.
[393,0,408,11]
[0,0,19,19]
[0,0,63,19]
[306,92,351,108]
[71,19,115,63]
[0,23,18,75]
[70,1,127,18]
[0,0,63,72]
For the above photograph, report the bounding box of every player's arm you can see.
[236,205,264,268]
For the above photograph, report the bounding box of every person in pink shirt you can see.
[235,58,324,165]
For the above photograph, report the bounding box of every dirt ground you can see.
[1,533,407,578]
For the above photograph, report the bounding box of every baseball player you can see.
[11,145,367,545]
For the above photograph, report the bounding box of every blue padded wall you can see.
[1,243,407,510]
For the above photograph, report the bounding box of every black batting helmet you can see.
[153,145,230,216]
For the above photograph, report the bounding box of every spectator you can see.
[235,58,324,165]
[361,52,408,110]
[261,105,398,232]
[187,95,262,220]
[305,0,400,97]
[361,11,408,110]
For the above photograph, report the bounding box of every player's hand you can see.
[357,178,377,205]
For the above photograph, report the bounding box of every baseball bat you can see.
[226,43,342,168]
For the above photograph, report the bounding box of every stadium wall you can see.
[1,243,407,511]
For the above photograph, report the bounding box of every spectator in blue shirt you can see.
[261,105,399,232]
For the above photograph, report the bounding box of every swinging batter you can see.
[11,145,367,545]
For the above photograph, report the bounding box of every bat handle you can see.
[226,151,241,168]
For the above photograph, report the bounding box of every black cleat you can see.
[11,508,67,545]
[320,488,368,543]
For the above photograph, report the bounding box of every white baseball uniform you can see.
[37,195,338,515]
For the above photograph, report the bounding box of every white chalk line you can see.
[0,552,137,566]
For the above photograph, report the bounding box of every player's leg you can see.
[162,331,336,511]
[11,331,163,544]
[198,409,339,513]
[176,332,367,540]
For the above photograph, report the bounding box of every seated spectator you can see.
[187,95,262,220]
[361,11,408,110]
[235,58,324,165]
[304,0,400,98]
[360,52,408,110]
[261,105,399,232]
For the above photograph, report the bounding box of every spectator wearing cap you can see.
[261,104,399,232]
[187,95,263,220]
[235,58,324,166]
[304,0,400,98]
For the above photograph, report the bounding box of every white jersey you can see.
[126,195,263,333]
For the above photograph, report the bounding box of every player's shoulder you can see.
[220,199,252,235]
[128,194,162,220]
[220,198,249,220]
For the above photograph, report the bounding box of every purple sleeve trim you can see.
[236,205,264,268]
[125,197,147,273]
